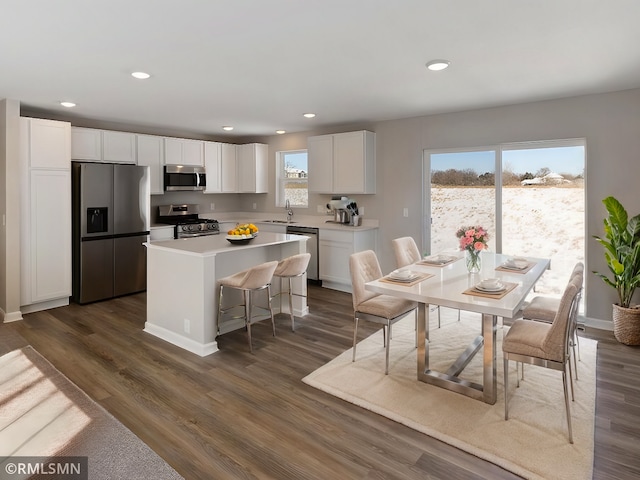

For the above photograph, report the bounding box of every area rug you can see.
[0,346,183,480]
[303,312,596,480]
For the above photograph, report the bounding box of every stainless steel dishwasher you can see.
[286,225,319,282]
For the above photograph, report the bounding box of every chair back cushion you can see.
[349,250,383,310]
[542,282,579,361]
[241,261,279,290]
[274,253,311,277]
[392,237,421,268]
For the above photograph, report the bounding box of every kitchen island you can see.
[144,232,309,356]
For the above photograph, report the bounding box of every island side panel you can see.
[144,246,218,356]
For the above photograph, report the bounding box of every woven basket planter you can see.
[612,304,640,345]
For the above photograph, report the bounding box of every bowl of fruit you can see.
[226,223,259,244]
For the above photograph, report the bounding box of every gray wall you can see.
[257,89,640,326]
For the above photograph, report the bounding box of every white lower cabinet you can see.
[20,118,72,312]
[319,228,377,293]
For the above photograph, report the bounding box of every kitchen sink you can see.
[261,219,297,224]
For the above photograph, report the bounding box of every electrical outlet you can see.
[210,203,215,211]
[317,205,324,213]
[183,319,190,334]
[359,206,364,215]
[253,203,257,210]
[403,207,409,217]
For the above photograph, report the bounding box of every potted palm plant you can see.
[593,196,640,345]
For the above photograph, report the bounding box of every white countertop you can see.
[151,214,379,232]
[144,232,308,256]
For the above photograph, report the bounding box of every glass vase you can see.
[465,249,482,273]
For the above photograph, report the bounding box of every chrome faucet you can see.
[285,199,293,223]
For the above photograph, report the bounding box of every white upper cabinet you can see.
[28,118,71,169]
[203,141,222,193]
[308,135,334,193]
[308,130,375,194]
[71,127,136,163]
[221,143,237,193]
[102,130,136,164]
[237,143,268,193]
[164,137,204,166]
[137,134,164,194]
[71,127,102,161]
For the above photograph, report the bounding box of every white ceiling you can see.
[4,0,640,137]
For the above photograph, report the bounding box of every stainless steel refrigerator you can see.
[72,162,150,304]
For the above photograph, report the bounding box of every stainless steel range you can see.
[157,204,220,239]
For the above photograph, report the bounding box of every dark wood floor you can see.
[2,285,639,479]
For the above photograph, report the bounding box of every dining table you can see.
[365,251,550,404]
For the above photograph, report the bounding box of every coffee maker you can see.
[326,196,359,225]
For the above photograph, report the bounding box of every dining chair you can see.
[217,260,279,353]
[391,236,459,328]
[349,250,418,374]
[272,253,311,331]
[522,262,584,378]
[503,279,581,443]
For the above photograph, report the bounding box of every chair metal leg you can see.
[245,290,253,353]
[385,323,391,375]
[217,285,224,333]
[437,305,441,328]
[568,354,575,401]
[563,365,574,444]
[504,358,509,420]
[268,285,276,337]
[352,316,359,362]
[288,277,295,331]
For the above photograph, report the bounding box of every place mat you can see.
[462,281,518,299]
[417,256,459,267]
[379,273,434,287]
[495,261,536,274]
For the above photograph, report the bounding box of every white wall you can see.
[0,99,22,322]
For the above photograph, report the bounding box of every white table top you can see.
[366,252,550,319]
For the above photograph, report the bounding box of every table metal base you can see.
[416,303,497,404]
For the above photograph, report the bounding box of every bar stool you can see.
[272,253,311,331]
[217,260,279,353]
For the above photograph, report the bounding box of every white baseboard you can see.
[143,323,218,356]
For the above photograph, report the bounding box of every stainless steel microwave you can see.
[164,165,206,191]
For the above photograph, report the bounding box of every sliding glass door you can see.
[426,149,497,255]
[424,139,585,301]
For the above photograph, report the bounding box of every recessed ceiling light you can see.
[60,101,76,108]
[222,126,234,131]
[426,60,450,71]
[131,71,151,79]
[303,113,316,118]
[276,130,286,134]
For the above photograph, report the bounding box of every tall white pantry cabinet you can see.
[19,117,72,313]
